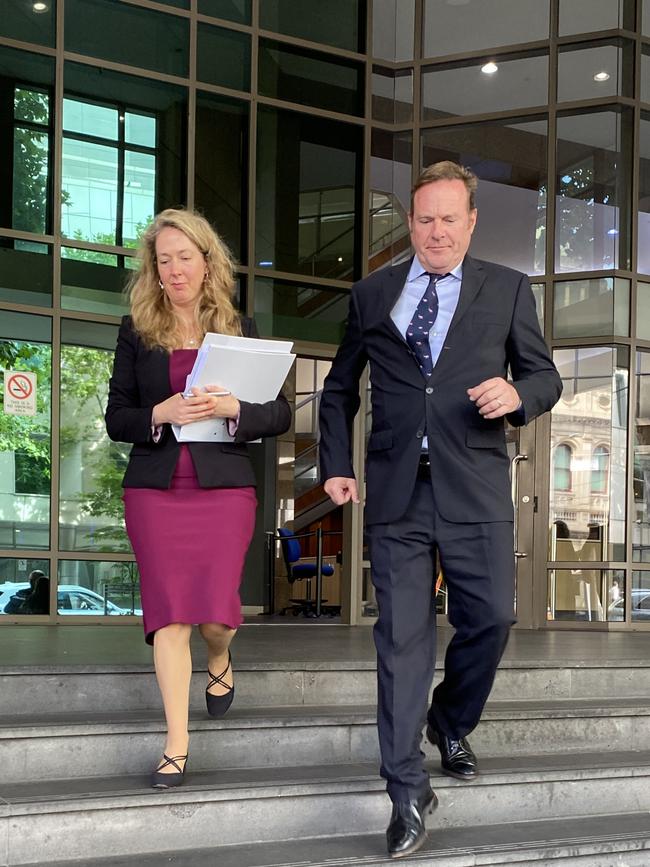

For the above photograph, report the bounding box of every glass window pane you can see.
[254,278,350,344]
[63,98,118,140]
[62,138,118,245]
[559,0,634,35]
[0,238,52,306]
[531,282,545,331]
[125,113,156,149]
[556,108,632,273]
[259,39,364,117]
[59,320,130,553]
[1,48,55,234]
[195,92,248,262]
[260,0,364,53]
[64,63,187,246]
[13,128,49,234]
[369,129,412,273]
[65,0,190,77]
[553,277,629,338]
[57,560,141,616]
[422,53,548,120]
[422,118,548,276]
[256,107,362,280]
[61,253,131,317]
[550,347,628,563]
[634,351,650,560]
[0,313,52,551]
[645,0,650,36]
[638,282,650,340]
[0,558,51,618]
[631,571,650,621]
[423,0,549,57]
[372,67,413,124]
[643,49,650,103]
[123,151,155,247]
[372,0,414,61]
[639,114,650,275]
[198,0,251,24]
[197,22,251,91]
[558,41,633,102]
[547,569,624,622]
[0,0,55,47]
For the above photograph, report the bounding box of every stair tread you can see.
[2,695,649,734]
[34,811,650,867]
[4,750,650,808]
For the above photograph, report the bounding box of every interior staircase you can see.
[1,627,650,866]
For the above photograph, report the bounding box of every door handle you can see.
[511,453,528,560]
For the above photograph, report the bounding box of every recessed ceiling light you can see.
[32,1,48,11]
[593,71,610,82]
[481,62,498,75]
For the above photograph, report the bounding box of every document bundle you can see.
[172,333,295,443]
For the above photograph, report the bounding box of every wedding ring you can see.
[496,399,503,407]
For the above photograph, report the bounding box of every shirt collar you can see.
[407,256,463,284]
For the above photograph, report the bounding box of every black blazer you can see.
[105,315,291,489]
[319,255,562,525]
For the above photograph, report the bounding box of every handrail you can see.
[295,389,322,411]
[511,453,528,560]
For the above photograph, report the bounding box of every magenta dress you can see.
[123,350,257,645]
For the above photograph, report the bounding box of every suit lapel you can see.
[375,259,412,345]
[446,255,486,337]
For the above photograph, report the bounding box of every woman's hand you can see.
[152,386,240,426]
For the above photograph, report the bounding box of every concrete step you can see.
[2,753,650,865]
[3,698,650,783]
[3,658,650,715]
[37,812,650,867]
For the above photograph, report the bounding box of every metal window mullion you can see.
[187,0,197,210]
[246,0,260,316]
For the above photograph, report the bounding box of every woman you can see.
[105,208,291,788]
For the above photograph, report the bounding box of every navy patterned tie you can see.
[406,273,447,378]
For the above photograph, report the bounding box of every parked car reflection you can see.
[607,589,650,621]
[0,582,142,616]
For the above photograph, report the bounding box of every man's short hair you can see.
[411,161,478,212]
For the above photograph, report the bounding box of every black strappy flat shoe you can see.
[151,753,188,788]
[206,650,234,718]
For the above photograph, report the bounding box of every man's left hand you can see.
[467,378,521,419]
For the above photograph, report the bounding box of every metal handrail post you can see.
[315,526,323,617]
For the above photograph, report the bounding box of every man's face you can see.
[408,179,477,274]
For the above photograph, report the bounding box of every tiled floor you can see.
[0,620,648,669]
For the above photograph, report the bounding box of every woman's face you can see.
[155,226,206,312]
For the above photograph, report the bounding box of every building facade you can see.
[1,0,650,631]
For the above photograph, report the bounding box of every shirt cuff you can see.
[226,412,240,437]
[150,411,163,443]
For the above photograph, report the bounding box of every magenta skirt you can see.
[124,447,257,645]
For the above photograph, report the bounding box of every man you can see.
[319,161,561,858]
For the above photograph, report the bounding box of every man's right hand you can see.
[324,477,360,506]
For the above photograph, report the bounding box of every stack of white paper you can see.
[172,333,295,443]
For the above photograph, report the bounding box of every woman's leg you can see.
[199,622,236,694]
[153,622,193,771]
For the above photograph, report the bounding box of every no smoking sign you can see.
[4,370,37,417]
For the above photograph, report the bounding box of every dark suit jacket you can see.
[319,255,562,525]
[105,316,291,489]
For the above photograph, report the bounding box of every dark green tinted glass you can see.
[259,39,364,117]
[639,113,650,275]
[1,0,55,47]
[256,107,363,280]
[198,0,251,24]
[0,239,52,306]
[65,0,189,77]
[197,23,251,91]
[254,278,350,344]
[259,0,365,52]
[0,47,54,234]
[61,253,132,317]
[558,40,633,102]
[559,0,634,34]
[195,92,248,262]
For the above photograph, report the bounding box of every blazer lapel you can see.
[447,255,486,337]
[374,259,413,345]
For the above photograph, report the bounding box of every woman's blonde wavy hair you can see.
[127,208,242,351]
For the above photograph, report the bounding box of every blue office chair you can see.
[277,527,335,617]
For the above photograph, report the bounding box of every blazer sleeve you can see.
[233,316,292,442]
[318,288,368,481]
[105,317,157,444]
[506,274,563,426]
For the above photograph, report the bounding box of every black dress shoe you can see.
[386,788,438,859]
[426,723,478,780]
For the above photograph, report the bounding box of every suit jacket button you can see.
[425,387,433,394]
[416,430,424,439]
